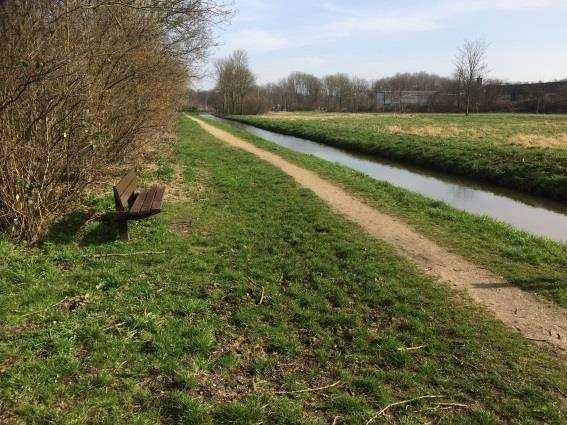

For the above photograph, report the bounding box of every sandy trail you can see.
[190,115,567,352]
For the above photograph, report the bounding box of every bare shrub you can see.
[0,0,228,244]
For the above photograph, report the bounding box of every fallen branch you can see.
[366,395,442,424]
[436,402,469,409]
[19,297,69,318]
[397,345,427,352]
[274,380,341,395]
[89,251,165,259]
[19,294,88,318]
[258,287,265,305]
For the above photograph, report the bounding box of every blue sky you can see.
[201,0,567,87]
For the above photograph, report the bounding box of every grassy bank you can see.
[230,113,567,202]
[1,116,566,423]
[202,116,567,308]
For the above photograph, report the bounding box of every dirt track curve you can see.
[189,115,567,353]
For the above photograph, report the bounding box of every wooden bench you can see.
[113,170,165,241]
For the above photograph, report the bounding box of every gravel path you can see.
[191,115,567,353]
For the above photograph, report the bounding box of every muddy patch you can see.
[58,294,89,312]
[169,218,193,236]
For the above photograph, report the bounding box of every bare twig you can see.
[274,380,341,395]
[436,402,469,409]
[258,287,265,305]
[89,251,165,259]
[19,294,85,318]
[332,416,341,425]
[366,395,442,424]
[397,345,427,352]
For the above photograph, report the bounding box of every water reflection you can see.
[202,114,567,243]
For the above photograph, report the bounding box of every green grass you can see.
[1,115,566,423]
[201,116,567,307]
[230,113,567,202]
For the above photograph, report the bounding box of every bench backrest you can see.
[114,170,138,211]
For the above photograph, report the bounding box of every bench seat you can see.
[113,170,166,240]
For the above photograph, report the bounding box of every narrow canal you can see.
[203,115,567,243]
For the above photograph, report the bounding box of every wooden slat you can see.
[140,186,158,215]
[130,190,147,216]
[115,170,136,196]
[119,178,138,207]
[150,186,165,213]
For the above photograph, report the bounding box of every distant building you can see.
[376,90,436,109]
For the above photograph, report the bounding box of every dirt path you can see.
[190,115,567,352]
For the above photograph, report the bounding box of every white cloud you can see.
[210,0,567,84]
[292,0,564,50]
[222,28,291,53]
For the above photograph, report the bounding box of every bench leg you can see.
[118,218,129,241]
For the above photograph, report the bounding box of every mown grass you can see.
[230,113,567,202]
[1,116,566,423]
[202,116,567,307]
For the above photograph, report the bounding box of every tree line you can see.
[197,41,567,115]
[0,0,228,244]
[198,56,456,115]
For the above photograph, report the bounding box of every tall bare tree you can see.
[215,50,255,114]
[454,39,489,115]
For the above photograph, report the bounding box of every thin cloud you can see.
[223,28,291,53]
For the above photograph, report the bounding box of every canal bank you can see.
[205,114,567,244]
[190,114,567,350]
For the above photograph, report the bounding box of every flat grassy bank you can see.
[202,116,567,308]
[1,116,566,423]
[230,113,567,202]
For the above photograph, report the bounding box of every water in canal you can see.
[202,115,567,243]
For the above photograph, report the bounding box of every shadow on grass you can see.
[473,277,565,292]
[511,276,566,292]
[45,210,120,246]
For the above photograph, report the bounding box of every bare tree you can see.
[322,74,353,112]
[351,77,371,112]
[215,50,255,115]
[454,39,489,115]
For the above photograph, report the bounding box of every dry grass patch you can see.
[163,165,191,204]
[168,168,210,235]
[384,124,492,140]
[507,133,567,149]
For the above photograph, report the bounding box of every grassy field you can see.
[202,116,567,308]
[1,116,566,423]
[230,113,567,202]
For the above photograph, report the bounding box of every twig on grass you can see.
[274,380,341,395]
[436,402,470,409]
[89,251,165,259]
[19,298,69,318]
[258,287,265,305]
[19,294,87,318]
[397,345,427,352]
[365,395,442,424]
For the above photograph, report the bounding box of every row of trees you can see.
[1,0,227,244]
[205,41,489,115]
[204,60,454,115]
[204,67,481,115]
[203,40,567,115]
